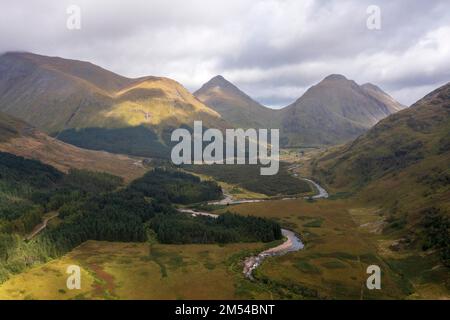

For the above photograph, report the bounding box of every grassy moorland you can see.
[3,196,447,300]
[223,199,449,299]
[0,152,284,292]
[0,241,277,300]
[309,83,450,280]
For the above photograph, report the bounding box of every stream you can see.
[302,178,329,199]
[207,177,328,205]
[242,229,304,279]
[179,173,328,279]
[178,208,305,279]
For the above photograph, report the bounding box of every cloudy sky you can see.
[1,0,449,108]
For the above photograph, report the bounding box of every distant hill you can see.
[194,75,274,129]
[0,52,228,158]
[195,74,404,147]
[277,74,405,146]
[313,82,450,235]
[0,112,147,181]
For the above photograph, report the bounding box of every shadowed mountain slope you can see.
[0,112,147,181]
[278,74,405,146]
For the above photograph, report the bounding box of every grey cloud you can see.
[0,0,449,107]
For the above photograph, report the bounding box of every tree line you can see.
[0,153,282,282]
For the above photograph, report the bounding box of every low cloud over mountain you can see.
[1,0,449,107]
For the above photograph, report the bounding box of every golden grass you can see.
[0,241,266,300]
[0,131,148,182]
[1,198,447,299]
[0,259,95,300]
[221,199,449,299]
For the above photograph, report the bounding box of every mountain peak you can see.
[323,74,348,81]
[211,74,226,81]
[204,75,233,88]
[197,75,245,95]
[194,75,273,128]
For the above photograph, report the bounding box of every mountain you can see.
[278,74,405,146]
[0,52,405,153]
[313,81,450,228]
[0,112,147,181]
[194,75,274,128]
[0,52,228,158]
[195,74,405,147]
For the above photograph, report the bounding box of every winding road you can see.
[25,212,59,241]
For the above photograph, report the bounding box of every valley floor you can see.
[0,241,269,300]
[224,199,449,299]
[1,198,447,299]
[0,149,448,300]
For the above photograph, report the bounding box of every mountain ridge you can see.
[1,52,406,153]
[195,73,405,146]
[0,52,229,158]
[278,73,406,146]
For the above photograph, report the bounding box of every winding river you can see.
[179,207,305,279]
[207,177,328,205]
[179,174,328,279]
[302,178,329,199]
[242,229,304,279]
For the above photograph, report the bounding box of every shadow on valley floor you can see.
[56,126,170,159]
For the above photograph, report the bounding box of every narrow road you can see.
[25,212,59,241]
[207,194,265,205]
[177,208,219,218]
